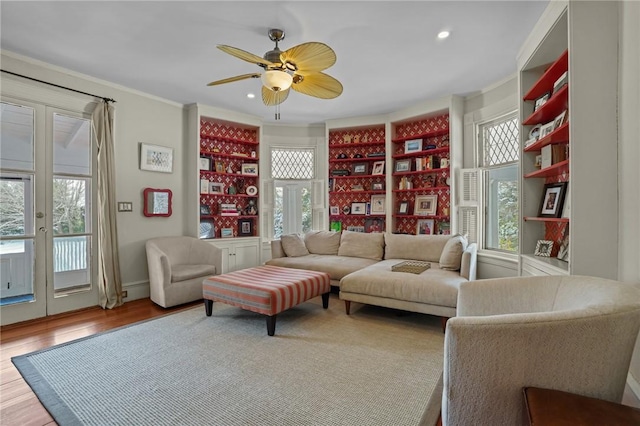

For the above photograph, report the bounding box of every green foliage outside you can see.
[498,180,518,252]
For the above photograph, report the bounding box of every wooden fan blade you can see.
[262,86,290,106]
[291,72,343,99]
[280,42,336,75]
[207,73,260,86]
[217,45,274,67]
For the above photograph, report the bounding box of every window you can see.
[271,147,315,239]
[478,114,519,253]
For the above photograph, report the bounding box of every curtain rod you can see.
[1,69,116,103]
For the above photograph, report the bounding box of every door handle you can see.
[36,212,45,218]
[39,227,47,233]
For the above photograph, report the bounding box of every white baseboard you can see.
[122,281,149,302]
[629,373,640,400]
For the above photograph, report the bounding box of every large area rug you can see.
[13,295,444,426]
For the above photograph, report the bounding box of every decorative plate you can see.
[246,185,258,196]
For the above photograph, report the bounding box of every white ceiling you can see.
[0,1,549,125]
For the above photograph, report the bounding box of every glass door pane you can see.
[51,113,93,297]
[0,175,35,303]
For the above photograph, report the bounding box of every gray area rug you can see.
[13,295,444,426]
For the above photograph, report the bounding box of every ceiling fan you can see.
[207,29,343,117]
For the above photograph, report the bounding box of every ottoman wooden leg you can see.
[322,292,329,309]
[266,315,277,336]
[204,299,213,316]
[345,300,351,315]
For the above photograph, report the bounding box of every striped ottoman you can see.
[202,265,331,336]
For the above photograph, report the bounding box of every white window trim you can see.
[473,111,520,263]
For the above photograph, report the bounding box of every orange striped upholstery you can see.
[202,265,331,316]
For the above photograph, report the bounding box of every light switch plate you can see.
[118,202,133,212]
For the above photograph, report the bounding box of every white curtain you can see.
[92,100,123,309]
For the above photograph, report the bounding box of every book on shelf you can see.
[540,144,567,168]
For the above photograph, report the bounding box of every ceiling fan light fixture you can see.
[261,70,293,92]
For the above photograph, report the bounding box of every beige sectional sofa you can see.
[266,230,477,320]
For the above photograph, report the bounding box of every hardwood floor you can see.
[0,298,201,426]
[1,298,639,426]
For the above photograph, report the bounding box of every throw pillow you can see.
[304,231,342,255]
[337,230,385,261]
[439,234,468,271]
[384,233,451,262]
[281,234,310,257]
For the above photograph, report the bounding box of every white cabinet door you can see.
[232,242,259,272]
[210,238,260,273]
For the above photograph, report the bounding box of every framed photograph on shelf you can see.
[372,182,385,191]
[330,205,340,216]
[557,226,570,261]
[200,204,211,215]
[200,179,210,194]
[199,157,211,171]
[209,182,224,194]
[414,195,438,216]
[371,161,385,175]
[140,143,173,173]
[241,163,258,176]
[404,139,422,154]
[554,110,567,129]
[395,159,411,173]
[370,195,385,214]
[539,182,567,218]
[534,92,551,111]
[215,161,225,173]
[534,240,554,257]
[238,218,253,236]
[397,201,410,215]
[199,220,215,239]
[351,162,369,175]
[351,202,367,215]
[221,228,234,238]
[364,218,384,233]
[539,121,555,139]
[416,219,435,235]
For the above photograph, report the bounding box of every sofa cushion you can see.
[265,254,378,282]
[338,230,385,261]
[280,234,310,257]
[304,231,342,255]
[439,234,468,271]
[384,233,451,262]
[340,260,466,308]
[171,264,216,282]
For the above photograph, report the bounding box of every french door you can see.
[0,99,98,325]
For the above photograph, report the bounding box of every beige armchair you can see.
[145,236,223,308]
[442,275,640,426]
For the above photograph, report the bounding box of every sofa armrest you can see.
[270,239,286,259]
[459,243,477,281]
[146,243,172,288]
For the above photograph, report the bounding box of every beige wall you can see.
[619,0,640,389]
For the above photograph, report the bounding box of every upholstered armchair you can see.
[442,275,640,426]
[146,236,223,308]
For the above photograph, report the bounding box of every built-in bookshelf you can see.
[327,125,387,232]
[391,113,451,235]
[198,118,260,239]
[518,1,619,278]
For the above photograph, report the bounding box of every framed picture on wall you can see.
[140,143,174,173]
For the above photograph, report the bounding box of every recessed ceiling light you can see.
[437,31,450,39]
[247,93,255,99]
